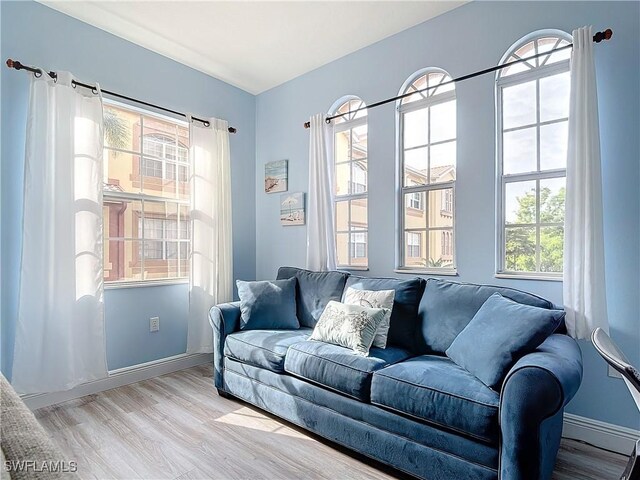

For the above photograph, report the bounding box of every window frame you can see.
[406,231,422,259]
[103,100,191,289]
[442,189,453,214]
[349,231,368,259]
[142,133,189,181]
[139,217,189,261]
[495,31,571,281]
[395,68,458,275]
[332,97,369,270]
[406,192,423,211]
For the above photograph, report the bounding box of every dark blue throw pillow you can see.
[445,293,565,389]
[343,276,425,351]
[236,278,299,330]
[276,267,349,328]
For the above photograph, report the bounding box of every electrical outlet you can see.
[150,316,160,332]
[608,365,623,379]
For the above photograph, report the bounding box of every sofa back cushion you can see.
[416,279,559,355]
[276,266,349,328]
[344,276,426,351]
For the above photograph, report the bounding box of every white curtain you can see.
[12,72,108,394]
[187,117,233,354]
[306,113,337,271]
[563,26,609,339]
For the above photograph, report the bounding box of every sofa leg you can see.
[217,388,233,399]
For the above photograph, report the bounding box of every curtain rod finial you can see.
[593,28,613,43]
[304,121,310,129]
[6,58,19,69]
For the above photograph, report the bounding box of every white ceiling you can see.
[39,1,466,94]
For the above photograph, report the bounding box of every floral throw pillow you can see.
[343,287,395,349]
[309,301,389,356]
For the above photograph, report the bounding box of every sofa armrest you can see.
[209,302,241,390]
[499,334,583,480]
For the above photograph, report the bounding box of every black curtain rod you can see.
[5,59,237,134]
[304,28,613,129]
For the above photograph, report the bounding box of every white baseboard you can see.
[21,353,213,410]
[563,413,640,454]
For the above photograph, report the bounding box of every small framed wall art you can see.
[280,192,305,226]
[265,160,288,193]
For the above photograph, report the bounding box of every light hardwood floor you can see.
[34,364,627,480]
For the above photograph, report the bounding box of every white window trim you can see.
[105,99,189,127]
[394,268,459,277]
[396,70,457,274]
[338,266,370,272]
[495,33,570,281]
[105,278,189,290]
[333,103,368,269]
[103,100,191,286]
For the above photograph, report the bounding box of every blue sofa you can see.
[209,267,583,480]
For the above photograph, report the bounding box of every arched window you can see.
[331,97,368,268]
[142,133,189,181]
[496,31,571,278]
[397,69,456,272]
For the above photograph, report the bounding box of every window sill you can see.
[105,279,189,290]
[394,268,458,277]
[495,273,562,282]
[337,266,369,272]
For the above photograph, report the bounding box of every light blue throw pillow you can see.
[445,293,565,389]
[236,278,299,330]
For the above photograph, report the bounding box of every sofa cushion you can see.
[446,293,565,389]
[284,340,411,402]
[343,275,426,351]
[371,356,500,444]
[236,278,299,330]
[416,278,558,354]
[277,266,349,328]
[224,329,312,372]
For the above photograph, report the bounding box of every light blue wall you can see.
[255,1,640,429]
[104,285,189,370]
[0,0,256,378]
